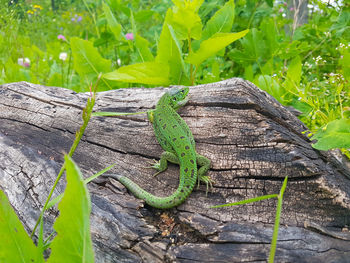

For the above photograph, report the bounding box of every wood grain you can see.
[1,79,349,262]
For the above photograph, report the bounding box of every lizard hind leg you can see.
[146,151,179,177]
[196,153,213,195]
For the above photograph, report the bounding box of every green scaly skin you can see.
[109,87,211,209]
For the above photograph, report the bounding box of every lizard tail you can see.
[114,175,193,209]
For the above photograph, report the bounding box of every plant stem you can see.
[188,32,194,85]
[268,176,288,263]
[82,0,100,38]
[30,76,100,237]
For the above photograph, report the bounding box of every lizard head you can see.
[167,87,189,110]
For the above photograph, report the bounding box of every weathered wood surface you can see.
[0,79,349,262]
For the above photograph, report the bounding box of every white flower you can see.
[18,57,30,67]
[59,52,68,61]
[117,58,121,66]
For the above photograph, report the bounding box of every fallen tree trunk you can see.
[0,79,349,262]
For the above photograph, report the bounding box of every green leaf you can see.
[103,62,170,85]
[156,9,189,85]
[257,75,287,104]
[0,190,43,263]
[92,111,146,117]
[202,0,235,40]
[169,4,202,40]
[311,119,350,150]
[135,34,154,62]
[265,0,273,7]
[134,10,155,23]
[284,55,301,93]
[211,194,278,208]
[48,155,94,263]
[172,0,204,11]
[340,50,350,81]
[186,30,249,67]
[84,163,118,184]
[269,176,288,263]
[260,18,279,56]
[70,37,112,90]
[102,2,122,41]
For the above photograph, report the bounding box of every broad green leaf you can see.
[130,10,137,39]
[244,64,254,81]
[186,30,249,67]
[311,119,350,150]
[228,28,275,63]
[135,34,154,62]
[287,56,302,84]
[172,0,204,11]
[265,0,273,7]
[0,190,43,263]
[134,10,155,23]
[169,5,202,40]
[257,75,286,104]
[260,18,279,56]
[261,58,274,75]
[102,2,122,41]
[284,56,302,93]
[48,155,94,263]
[70,37,112,90]
[103,62,170,85]
[202,0,235,40]
[129,11,154,62]
[156,9,189,85]
[167,24,190,84]
[330,11,350,37]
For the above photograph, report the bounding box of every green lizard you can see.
[105,87,211,209]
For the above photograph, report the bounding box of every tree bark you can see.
[286,0,309,37]
[0,79,349,262]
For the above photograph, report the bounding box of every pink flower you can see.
[279,8,284,13]
[18,58,30,68]
[57,34,66,41]
[125,33,134,40]
[289,7,294,11]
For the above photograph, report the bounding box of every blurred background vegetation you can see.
[0,0,349,151]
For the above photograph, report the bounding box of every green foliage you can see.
[0,190,44,263]
[311,119,350,150]
[48,155,94,263]
[201,0,235,41]
[186,30,248,67]
[102,2,122,41]
[70,37,113,91]
[100,0,247,86]
[0,82,106,261]
[0,0,348,150]
[103,61,170,85]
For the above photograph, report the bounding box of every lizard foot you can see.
[144,159,164,177]
[198,175,214,196]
